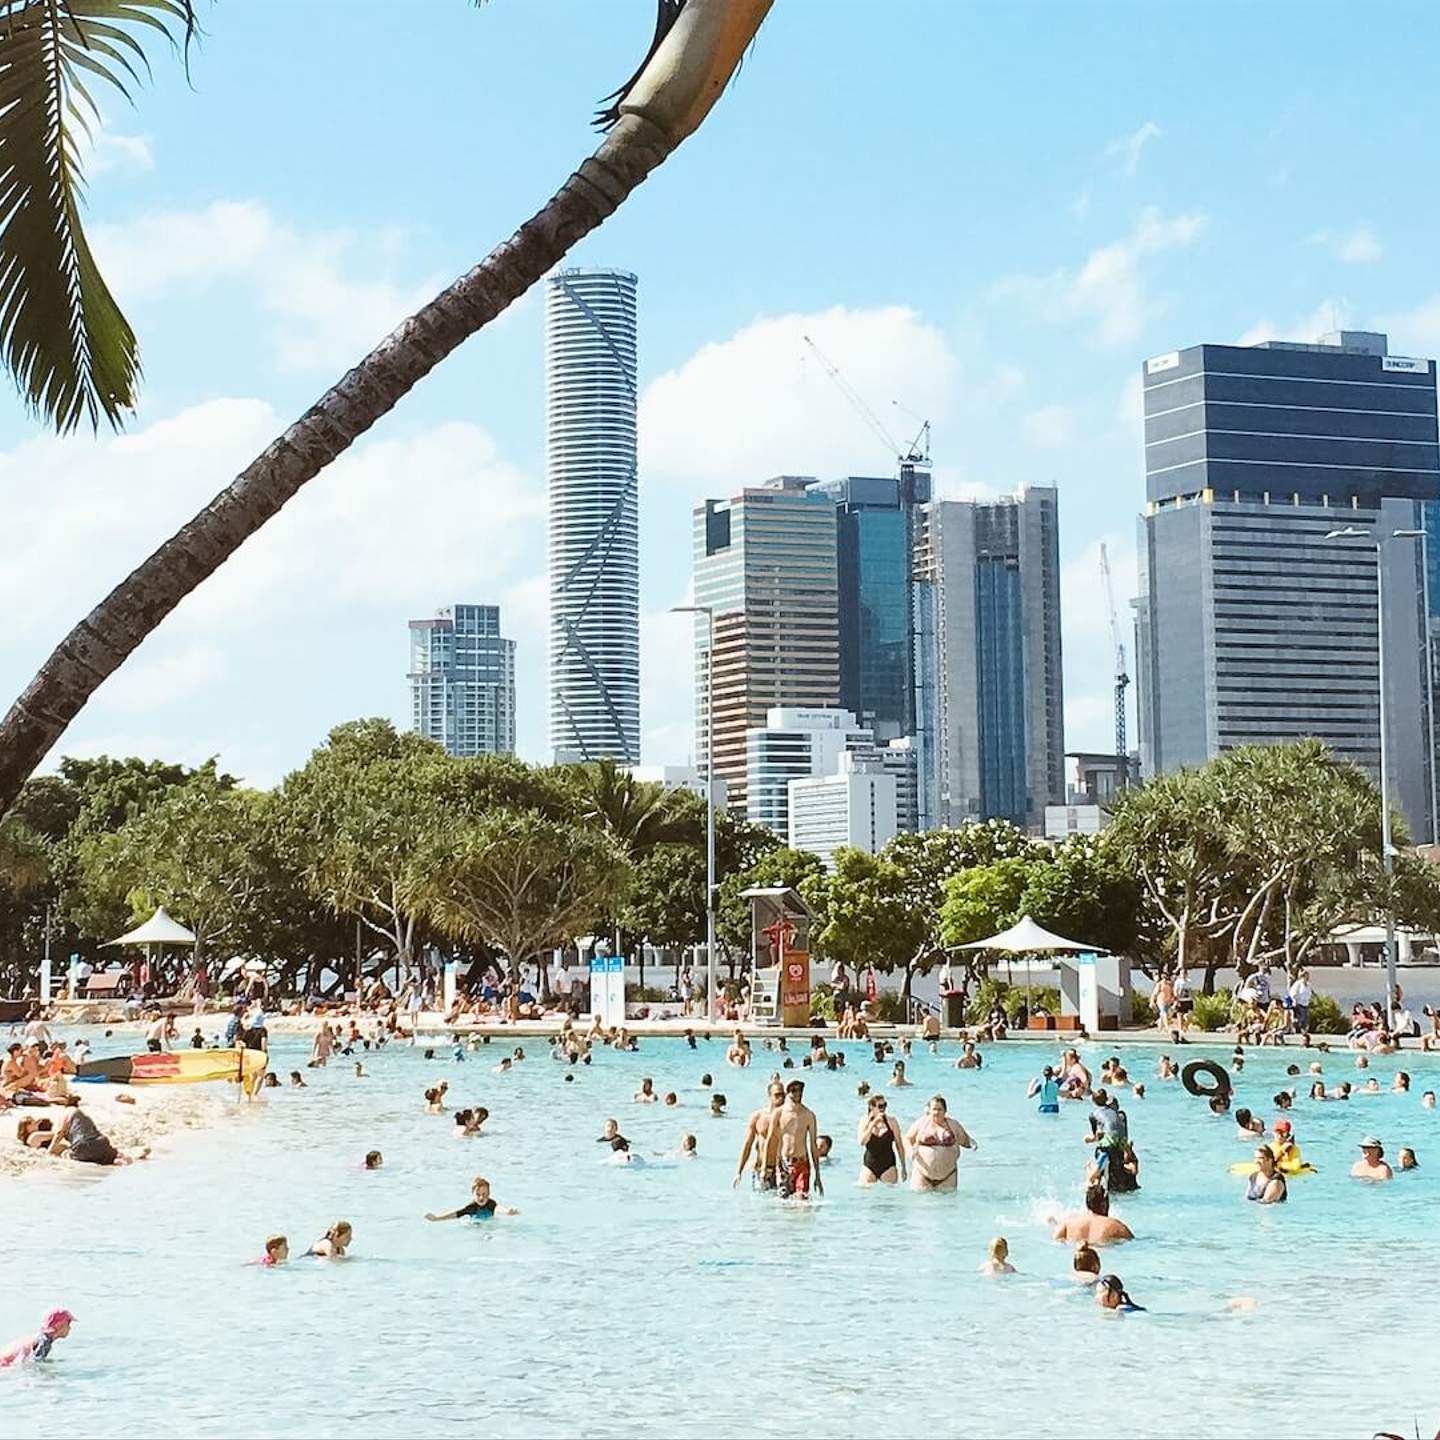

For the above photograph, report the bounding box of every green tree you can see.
[939,857,1033,947]
[411,811,631,993]
[276,719,453,976]
[1020,833,1149,961]
[0,1,774,821]
[717,846,825,964]
[808,848,926,995]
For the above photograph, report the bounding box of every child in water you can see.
[0,1308,74,1366]
[258,1236,289,1267]
[425,1176,518,1222]
[307,1221,352,1258]
[364,1150,384,1170]
[978,1237,1015,1275]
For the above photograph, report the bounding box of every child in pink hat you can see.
[0,1308,75,1367]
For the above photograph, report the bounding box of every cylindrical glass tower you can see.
[545,267,641,763]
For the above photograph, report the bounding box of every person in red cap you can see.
[0,1308,74,1367]
[1269,1118,1303,1171]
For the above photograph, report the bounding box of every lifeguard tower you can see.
[740,886,811,1027]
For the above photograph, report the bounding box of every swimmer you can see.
[426,1175,518,1221]
[1352,1136,1393,1181]
[710,1094,727,1117]
[1244,1146,1287,1204]
[0,1308,74,1367]
[1234,1107,1264,1137]
[889,1060,912,1088]
[364,1150,383,1170]
[494,1058,513,1074]
[1209,1095,1231,1115]
[454,1108,486,1137]
[955,1041,982,1071]
[1398,1147,1418,1170]
[1308,1081,1327,1101]
[512,1047,525,1062]
[1393,1072,1411,1094]
[772,1080,823,1199]
[856,1081,871,1098]
[1360,1078,1381,1094]
[1027,1066,1061,1114]
[1132,1084,1146,1100]
[733,1080,784,1188]
[596,1119,627,1148]
[979,1237,1015,1276]
[1052,1183,1133,1245]
[817,1134,832,1162]
[307,1221,353,1258]
[858,1094,907,1185]
[635,1077,658,1103]
[681,1134,697,1157]
[700,1073,713,1087]
[1355,1054,1369,1070]
[905,1095,975,1192]
[1158,1055,1178,1080]
[1424,1091,1437,1109]
[354,1062,366,1078]
[1058,1048,1091,1099]
[1096,1275,1145,1312]
[663,1092,679,1107]
[1273,1091,1293,1111]
[289,1071,306,1088]
[1072,1243,1101,1285]
[257,1235,289,1267]
[424,1086,445,1114]
[726,1031,751,1067]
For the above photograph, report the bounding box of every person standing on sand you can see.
[772,1079,823,1199]
[733,1079,785,1188]
[904,1095,975,1192]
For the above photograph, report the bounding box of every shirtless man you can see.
[1052,1183,1133,1245]
[1351,1136,1394,1181]
[772,1079,823,1199]
[732,1079,785,1189]
[726,1031,751,1067]
[905,1094,975,1192]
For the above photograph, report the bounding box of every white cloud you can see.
[640,601,698,765]
[994,207,1206,348]
[86,129,155,176]
[639,305,958,487]
[1023,404,1079,450]
[100,645,228,715]
[1106,120,1163,178]
[1379,295,1440,357]
[1235,299,1349,349]
[1307,224,1382,265]
[92,201,441,372]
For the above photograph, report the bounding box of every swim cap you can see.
[42,1308,74,1332]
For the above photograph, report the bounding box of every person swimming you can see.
[1096,1274,1144,1312]
[1072,1243,1101,1285]
[635,1077,658,1103]
[364,1150,383,1170]
[307,1221,353,1258]
[0,1308,74,1367]
[257,1235,289,1267]
[426,1175,518,1221]
[290,1071,307,1088]
[1027,1066,1061,1114]
[978,1237,1015,1275]
[680,1134,697,1157]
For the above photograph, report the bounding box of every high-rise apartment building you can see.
[1136,330,1438,836]
[912,485,1065,831]
[546,267,640,764]
[693,477,840,812]
[744,706,874,840]
[808,466,932,740]
[408,605,516,757]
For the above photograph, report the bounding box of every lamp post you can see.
[671,603,717,1025]
[1326,526,1398,1017]
[1392,527,1437,846]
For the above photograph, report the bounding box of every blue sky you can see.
[4,0,1440,786]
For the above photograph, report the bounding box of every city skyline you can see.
[5,4,1440,789]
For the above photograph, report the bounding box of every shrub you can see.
[1191,988,1236,1032]
[630,985,670,1003]
[965,977,1011,1026]
[872,989,909,1023]
[962,979,1060,1025]
[809,983,836,1022]
[1306,990,1346,1035]
[1129,991,1157,1027]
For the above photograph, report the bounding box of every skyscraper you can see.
[409,605,516,757]
[744,706,874,840]
[912,485,1065,831]
[693,476,840,812]
[1136,330,1438,836]
[546,267,640,764]
[808,465,932,740]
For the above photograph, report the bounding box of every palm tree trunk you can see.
[0,0,772,821]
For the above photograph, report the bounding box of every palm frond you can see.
[0,1,198,431]
[595,0,685,131]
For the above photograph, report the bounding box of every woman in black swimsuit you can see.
[857,1095,906,1185]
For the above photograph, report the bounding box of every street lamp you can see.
[671,603,717,1025]
[1392,527,1437,847]
[1325,526,1399,1017]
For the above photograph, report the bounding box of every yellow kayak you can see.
[76,1047,269,1090]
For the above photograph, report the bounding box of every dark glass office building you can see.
[1136,330,1439,835]
[809,467,932,742]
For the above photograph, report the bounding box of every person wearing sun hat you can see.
[1351,1136,1394,1181]
[0,1308,75,1367]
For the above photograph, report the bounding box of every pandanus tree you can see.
[0,0,774,819]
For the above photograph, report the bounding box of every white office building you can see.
[745,707,874,842]
[546,267,641,764]
[789,752,898,869]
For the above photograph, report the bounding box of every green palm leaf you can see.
[0,0,196,431]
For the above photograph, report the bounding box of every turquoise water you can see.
[4,1031,1438,1439]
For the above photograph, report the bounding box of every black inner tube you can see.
[1181,1059,1233,1100]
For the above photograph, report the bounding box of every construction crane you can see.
[1099,543,1130,786]
[802,333,930,471]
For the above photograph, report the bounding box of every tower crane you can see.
[1099,543,1130,785]
[802,334,931,471]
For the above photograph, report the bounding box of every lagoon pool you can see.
[4,1030,1438,1439]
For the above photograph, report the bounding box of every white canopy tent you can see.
[956,914,1103,1014]
[103,908,196,949]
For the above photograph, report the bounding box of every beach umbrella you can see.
[956,914,1104,1015]
[103,907,197,991]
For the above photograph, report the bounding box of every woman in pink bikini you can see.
[904,1095,976,1191]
